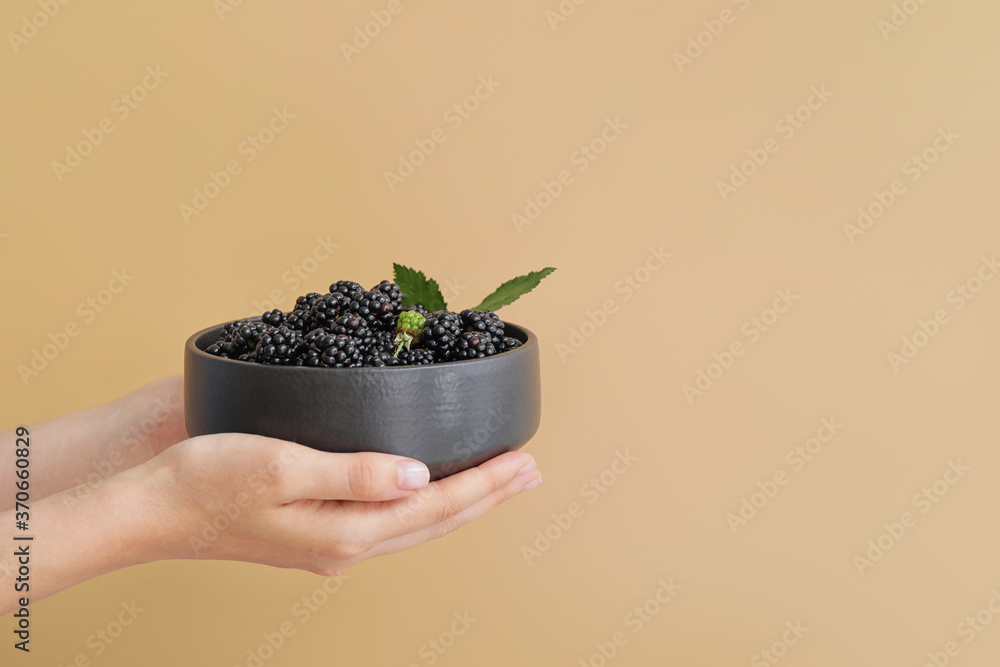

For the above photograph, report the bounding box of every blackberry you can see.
[298,329,328,367]
[302,327,326,344]
[344,290,396,330]
[207,320,269,358]
[375,328,397,348]
[261,309,286,327]
[299,350,322,367]
[295,292,323,310]
[220,319,253,340]
[362,334,396,367]
[283,311,309,331]
[453,332,497,360]
[253,326,307,365]
[396,348,435,366]
[313,334,363,368]
[284,292,323,331]
[421,311,463,359]
[309,293,351,331]
[460,309,505,345]
[330,314,374,346]
[224,321,270,356]
[362,332,397,367]
[498,336,523,353]
[365,330,397,358]
[205,343,227,358]
[330,280,365,299]
[371,280,403,313]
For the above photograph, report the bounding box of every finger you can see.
[276,447,431,503]
[359,467,542,560]
[351,451,536,542]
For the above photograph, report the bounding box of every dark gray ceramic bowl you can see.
[184,319,541,479]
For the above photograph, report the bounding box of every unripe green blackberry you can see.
[393,309,427,358]
[397,310,426,334]
[403,304,429,316]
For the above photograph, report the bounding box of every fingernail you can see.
[523,477,543,491]
[398,461,430,490]
[517,460,537,476]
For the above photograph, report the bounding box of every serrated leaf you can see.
[473,268,556,312]
[393,263,447,312]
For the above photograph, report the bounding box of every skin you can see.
[0,377,542,615]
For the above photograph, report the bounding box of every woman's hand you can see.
[144,434,541,575]
[0,431,542,614]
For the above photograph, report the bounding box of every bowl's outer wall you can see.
[184,322,541,479]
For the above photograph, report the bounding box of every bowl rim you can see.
[185,317,538,372]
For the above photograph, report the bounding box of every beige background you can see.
[3,0,1000,664]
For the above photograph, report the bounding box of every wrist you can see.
[1,458,185,608]
[107,454,188,565]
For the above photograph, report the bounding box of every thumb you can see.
[276,448,431,502]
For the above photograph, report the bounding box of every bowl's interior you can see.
[191,317,531,361]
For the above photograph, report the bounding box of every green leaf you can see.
[393,263,447,312]
[473,268,556,312]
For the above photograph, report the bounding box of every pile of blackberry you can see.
[204,280,523,368]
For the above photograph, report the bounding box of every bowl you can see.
[184,319,541,479]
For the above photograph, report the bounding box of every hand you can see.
[0,385,543,614]
[136,433,543,576]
